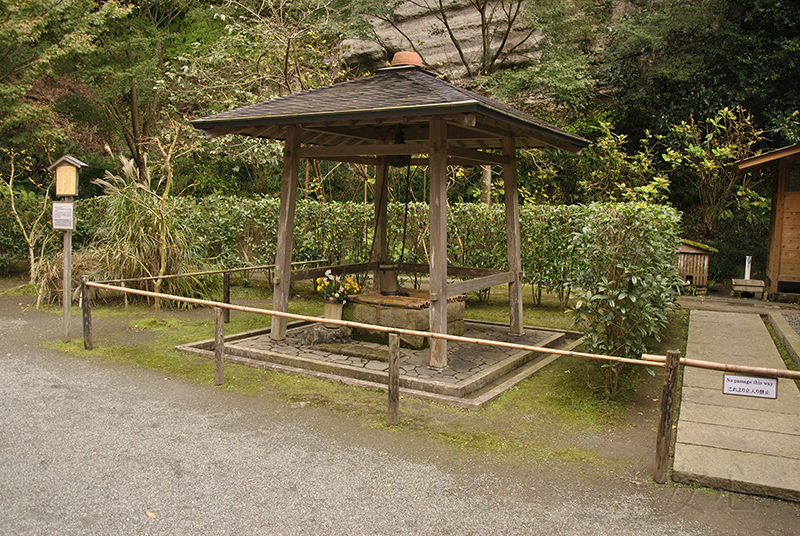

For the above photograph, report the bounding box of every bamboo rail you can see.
[82,281,669,369]
[79,279,800,486]
[92,259,326,284]
[643,353,800,381]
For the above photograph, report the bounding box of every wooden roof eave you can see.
[193,101,589,154]
[735,144,800,174]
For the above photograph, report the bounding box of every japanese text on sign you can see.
[52,201,74,231]
[723,374,777,399]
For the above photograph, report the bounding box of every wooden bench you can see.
[732,278,766,299]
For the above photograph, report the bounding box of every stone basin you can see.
[344,289,465,349]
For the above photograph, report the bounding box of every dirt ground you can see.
[2,275,799,534]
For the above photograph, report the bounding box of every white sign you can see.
[52,201,75,230]
[723,374,778,399]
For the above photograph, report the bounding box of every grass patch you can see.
[40,281,689,471]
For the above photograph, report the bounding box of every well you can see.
[346,290,465,349]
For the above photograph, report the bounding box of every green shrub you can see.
[521,205,582,307]
[569,203,683,396]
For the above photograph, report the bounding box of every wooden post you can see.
[271,125,302,340]
[502,137,523,336]
[81,276,92,350]
[428,117,448,369]
[388,332,400,425]
[372,158,389,291]
[62,196,73,342]
[654,349,682,484]
[223,272,231,323]
[214,307,225,386]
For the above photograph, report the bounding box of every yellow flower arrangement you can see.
[315,269,361,302]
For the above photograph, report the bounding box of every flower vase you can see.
[323,298,344,327]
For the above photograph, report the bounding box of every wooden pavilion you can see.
[191,52,589,368]
[735,143,800,297]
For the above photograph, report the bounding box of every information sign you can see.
[723,374,778,399]
[52,201,75,230]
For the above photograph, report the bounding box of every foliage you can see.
[570,203,683,396]
[574,122,670,203]
[598,0,800,144]
[660,106,765,238]
[0,0,129,149]
[315,269,361,301]
[473,0,600,122]
[88,149,218,306]
[0,149,57,298]
[520,204,580,307]
[597,0,717,136]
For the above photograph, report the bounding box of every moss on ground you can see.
[45,282,689,471]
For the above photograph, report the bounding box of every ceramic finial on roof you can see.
[391,51,423,68]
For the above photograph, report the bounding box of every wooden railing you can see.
[78,277,800,486]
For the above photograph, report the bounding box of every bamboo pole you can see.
[83,281,668,368]
[643,353,800,381]
[91,259,325,284]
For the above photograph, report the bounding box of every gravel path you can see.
[2,297,798,535]
[783,313,800,336]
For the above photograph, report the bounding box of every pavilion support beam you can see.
[372,158,390,291]
[429,117,448,369]
[271,125,302,340]
[503,136,524,336]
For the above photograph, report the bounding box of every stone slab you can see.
[673,444,800,502]
[679,401,800,435]
[675,420,800,459]
[673,310,800,501]
[344,295,465,349]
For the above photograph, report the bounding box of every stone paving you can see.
[225,321,566,386]
[672,309,800,502]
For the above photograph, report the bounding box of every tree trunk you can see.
[481,165,492,205]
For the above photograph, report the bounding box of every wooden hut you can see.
[735,144,800,296]
[678,239,717,289]
[191,52,588,368]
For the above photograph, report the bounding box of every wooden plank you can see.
[271,125,301,340]
[447,146,509,166]
[298,142,429,159]
[654,350,681,484]
[769,166,788,294]
[429,116,448,369]
[223,272,231,323]
[778,264,800,278]
[778,250,800,262]
[446,272,515,297]
[290,262,377,282]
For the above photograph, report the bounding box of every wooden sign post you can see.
[48,155,87,342]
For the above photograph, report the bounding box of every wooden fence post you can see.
[654,349,682,483]
[215,307,225,385]
[223,272,231,323]
[388,332,400,425]
[81,276,92,350]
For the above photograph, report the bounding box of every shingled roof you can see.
[191,64,589,156]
